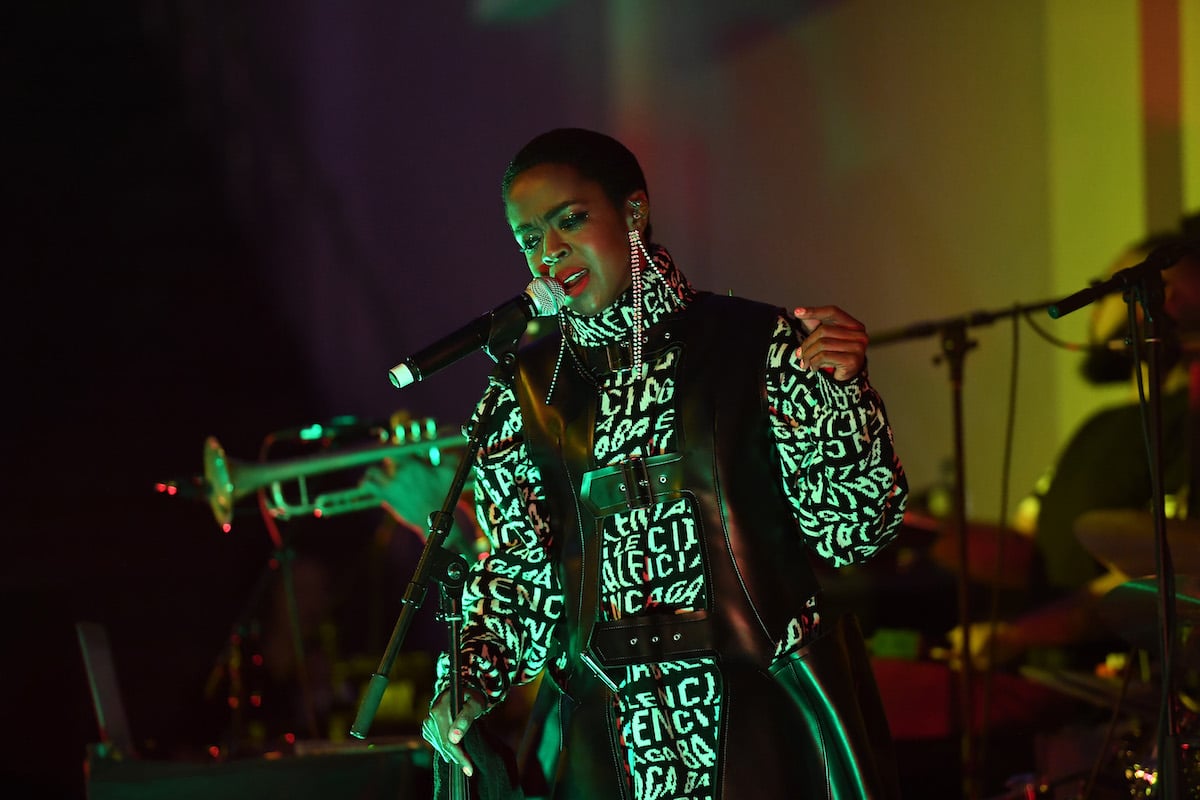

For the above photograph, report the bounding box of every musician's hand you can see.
[934,621,1025,672]
[422,689,487,777]
[792,305,868,382]
[360,457,458,530]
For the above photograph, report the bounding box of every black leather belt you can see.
[579,453,685,516]
[580,610,716,691]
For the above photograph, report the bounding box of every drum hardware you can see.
[987,709,1197,799]
[1097,575,1200,658]
[1074,510,1200,577]
[1015,643,1200,798]
[981,770,1090,799]
[1111,720,1200,798]
[903,509,1036,592]
[1017,664,1161,721]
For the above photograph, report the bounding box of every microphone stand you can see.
[874,296,1057,800]
[1046,245,1185,800]
[348,392,499,800]
[350,356,520,800]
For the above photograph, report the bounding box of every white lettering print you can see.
[635,765,677,800]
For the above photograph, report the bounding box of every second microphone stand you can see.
[875,296,1056,800]
[1047,246,1186,800]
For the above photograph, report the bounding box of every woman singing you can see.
[422,128,907,799]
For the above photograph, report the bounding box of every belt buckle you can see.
[603,342,630,372]
[620,456,653,509]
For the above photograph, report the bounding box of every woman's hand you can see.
[422,688,487,777]
[793,305,868,382]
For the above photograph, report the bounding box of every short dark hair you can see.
[502,128,651,238]
[1181,209,1199,239]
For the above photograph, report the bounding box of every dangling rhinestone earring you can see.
[545,313,568,405]
[628,214,686,314]
[628,228,645,380]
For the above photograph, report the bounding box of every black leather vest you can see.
[508,292,821,684]
[495,293,903,800]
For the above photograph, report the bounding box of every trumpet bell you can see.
[203,436,236,529]
[197,421,466,530]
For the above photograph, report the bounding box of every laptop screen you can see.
[75,621,136,760]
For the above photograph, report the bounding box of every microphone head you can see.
[526,276,566,316]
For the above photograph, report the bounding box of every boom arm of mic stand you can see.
[1048,238,1196,319]
[872,299,1057,347]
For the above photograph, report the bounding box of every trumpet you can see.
[203,418,466,530]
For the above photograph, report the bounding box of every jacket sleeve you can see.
[432,382,565,710]
[764,314,908,567]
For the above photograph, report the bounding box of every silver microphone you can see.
[388,276,565,388]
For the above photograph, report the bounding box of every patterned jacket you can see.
[438,246,907,799]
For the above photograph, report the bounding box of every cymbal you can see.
[1097,574,1200,651]
[1074,510,1200,577]
[903,510,1035,590]
[1018,664,1159,719]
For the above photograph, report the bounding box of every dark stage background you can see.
[10,2,1185,798]
[6,2,617,797]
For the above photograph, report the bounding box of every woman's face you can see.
[504,162,643,317]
